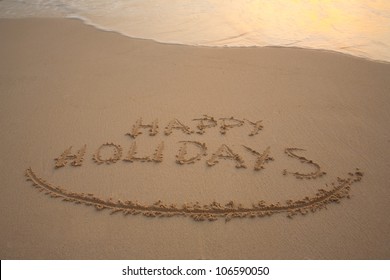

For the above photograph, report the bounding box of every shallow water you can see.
[1,0,390,62]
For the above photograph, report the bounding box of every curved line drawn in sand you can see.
[92,143,123,165]
[25,168,363,222]
[283,148,327,179]
[176,141,207,164]
[55,145,87,168]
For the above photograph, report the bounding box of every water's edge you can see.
[9,16,389,65]
[1,0,389,63]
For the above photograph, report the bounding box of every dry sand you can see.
[0,18,389,259]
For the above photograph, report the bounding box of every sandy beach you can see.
[0,18,389,259]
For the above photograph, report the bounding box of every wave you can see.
[1,0,390,62]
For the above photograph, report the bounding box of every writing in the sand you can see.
[24,114,364,222]
[53,115,325,178]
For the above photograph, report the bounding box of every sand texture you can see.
[0,18,389,259]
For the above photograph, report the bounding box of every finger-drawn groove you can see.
[206,144,247,168]
[242,145,274,171]
[284,148,327,179]
[24,167,363,222]
[92,143,123,165]
[176,141,207,164]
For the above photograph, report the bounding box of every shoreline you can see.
[3,16,390,65]
[1,18,389,259]
[64,16,390,64]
